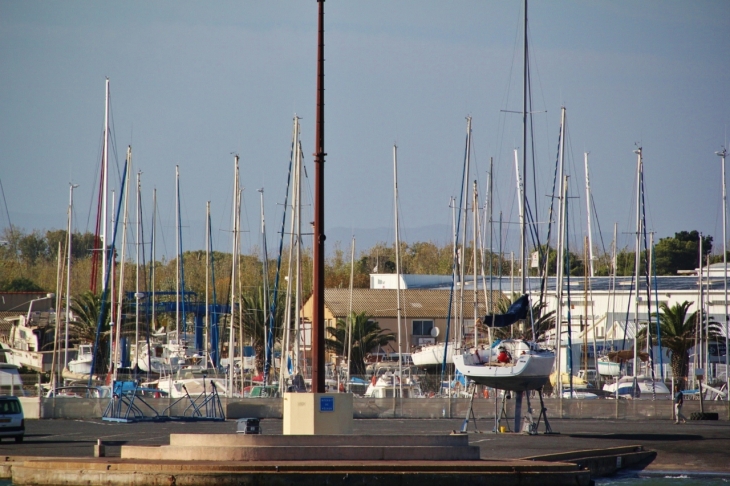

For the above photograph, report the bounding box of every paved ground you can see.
[6,418,729,474]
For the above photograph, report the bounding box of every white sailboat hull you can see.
[454,343,555,392]
[603,375,671,398]
[411,342,455,367]
[597,358,621,376]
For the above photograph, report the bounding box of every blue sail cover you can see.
[482,294,530,328]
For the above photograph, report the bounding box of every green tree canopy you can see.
[0,277,44,292]
[654,231,713,275]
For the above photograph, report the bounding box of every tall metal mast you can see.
[101,78,110,288]
[205,200,210,366]
[520,0,528,294]
[584,152,595,277]
[135,170,142,372]
[393,145,403,400]
[633,148,642,397]
[65,183,79,370]
[227,156,239,397]
[312,0,326,393]
[716,147,729,402]
[175,165,180,342]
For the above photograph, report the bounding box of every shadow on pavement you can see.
[569,433,703,441]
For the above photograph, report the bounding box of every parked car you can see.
[0,396,24,443]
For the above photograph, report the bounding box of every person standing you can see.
[674,390,687,424]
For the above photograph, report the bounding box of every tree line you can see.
[0,227,724,296]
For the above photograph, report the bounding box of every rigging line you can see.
[440,126,470,386]
[565,183,574,394]
[639,160,658,388]
[89,158,128,387]
[264,131,297,383]
[591,195,608,257]
[84,128,105,234]
[107,93,122,189]
[541,116,562,289]
[0,179,13,234]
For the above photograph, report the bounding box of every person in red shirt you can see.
[497,347,511,364]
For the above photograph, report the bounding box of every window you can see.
[412,320,434,336]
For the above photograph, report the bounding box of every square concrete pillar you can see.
[283,393,353,435]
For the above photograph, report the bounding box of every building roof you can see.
[322,288,506,319]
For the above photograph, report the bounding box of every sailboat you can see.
[453,296,555,391]
[601,148,670,399]
[412,118,474,369]
[453,2,554,393]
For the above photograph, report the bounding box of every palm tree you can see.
[325,312,395,376]
[235,286,287,374]
[68,290,110,373]
[647,301,706,390]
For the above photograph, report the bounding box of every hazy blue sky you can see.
[1,1,729,260]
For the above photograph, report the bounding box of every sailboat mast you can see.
[228,156,239,398]
[520,0,528,295]
[716,147,728,400]
[259,188,269,384]
[556,107,566,278]
[114,147,131,381]
[135,170,141,372]
[346,236,355,389]
[393,144,404,399]
[102,78,110,288]
[472,181,479,347]
[584,153,595,277]
[205,200,210,366]
[295,142,303,375]
[151,188,157,344]
[514,149,525,291]
[488,158,494,314]
[459,118,472,347]
[175,165,181,342]
[280,117,300,394]
[65,183,78,370]
[633,148,642,395]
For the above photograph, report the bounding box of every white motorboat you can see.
[0,311,65,373]
[454,339,555,392]
[67,344,93,375]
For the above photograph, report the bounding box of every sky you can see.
[1,1,729,261]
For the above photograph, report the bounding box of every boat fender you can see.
[483,388,489,399]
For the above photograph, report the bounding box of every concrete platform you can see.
[122,433,481,461]
[12,457,593,485]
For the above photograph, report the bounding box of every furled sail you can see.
[482,294,529,328]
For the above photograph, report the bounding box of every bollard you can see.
[94,439,105,458]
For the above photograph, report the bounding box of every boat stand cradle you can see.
[455,382,557,435]
[102,380,225,423]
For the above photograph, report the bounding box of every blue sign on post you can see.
[319,396,334,412]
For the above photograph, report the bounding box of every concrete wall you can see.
[21,396,730,421]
